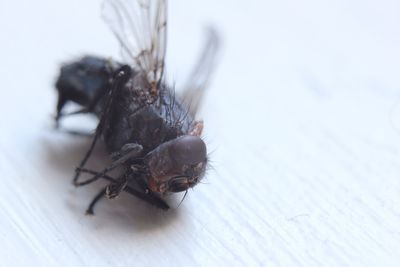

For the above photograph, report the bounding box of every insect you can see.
[55,0,219,214]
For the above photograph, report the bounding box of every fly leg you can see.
[75,143,142,186]
[56,128,94,138]
[55,90,99,129]
[55,108,95,137]
[105,172,129,199]
[55,108,89,125]
[86,184,169,214]
[55,85,107,126]
[132,177,170,210]
[73,65,132,186]
[86,187,107,215]
[86,171,128,215]
[126,186,170,210]
[107,170,169,210]
[110,143,143,161]
[78,168,169,212]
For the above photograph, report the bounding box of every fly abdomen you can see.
[55,56,121,121]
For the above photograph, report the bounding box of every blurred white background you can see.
[1,0,400,266]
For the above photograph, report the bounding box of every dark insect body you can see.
[55,0,219,214]
[55,56,121,122]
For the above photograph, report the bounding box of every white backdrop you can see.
[1,0,400,266]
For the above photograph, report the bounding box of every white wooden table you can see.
[1,0,400,266]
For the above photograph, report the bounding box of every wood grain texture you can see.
[1,0,400,266]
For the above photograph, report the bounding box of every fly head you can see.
[144,135,207,194]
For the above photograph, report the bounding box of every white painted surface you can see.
[1,0,400,266]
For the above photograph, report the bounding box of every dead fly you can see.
[55,0,219,214]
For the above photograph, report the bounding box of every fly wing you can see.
[102,0,167,97]
[180,28,220,118]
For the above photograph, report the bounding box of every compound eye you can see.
[170,135,207,165]
[168,177,189,193]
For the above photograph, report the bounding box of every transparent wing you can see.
[180,28,221,117]
[102,0,167,89]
